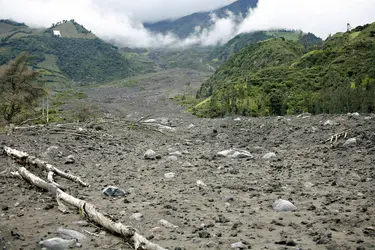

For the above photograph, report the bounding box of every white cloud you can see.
[0,0,374,49]
[238,0,375,38]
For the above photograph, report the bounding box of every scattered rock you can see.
[169,151,182,157]
[231,241,247,249]
[56,228,87,242]
[343,138,357,147]
[216,133,229,141]
[262,152,277,160]
[324,120,338,126]
[196,180,207,187]
[198,231,210,238]
[39,237,77,249]
[64,155,75,164]
[272,199,297,212]
[159,219,178,228]
[313,228,332,244]
[144,149,157,160]
[42,146,60,160]
[167,156,178,161]
[102,186,129,197]
[217,149,253,159]
[182,161,194,167]
[130,213,144,221]
[217,214,230,223]
[164,172,175,179]
[187,124,195,129]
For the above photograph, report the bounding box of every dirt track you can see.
[0,69,375,250]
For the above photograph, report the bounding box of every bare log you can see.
[18,167,58,193]
[4,147,89,187]
[4,147,166,249]
[47,171,65,190]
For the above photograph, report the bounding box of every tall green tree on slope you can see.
[0,53,46,124]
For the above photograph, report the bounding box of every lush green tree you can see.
[0,53,46,124]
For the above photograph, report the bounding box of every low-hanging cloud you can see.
[0,0,374,49]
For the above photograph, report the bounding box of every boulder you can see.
[343,138,357,147]
[56,228,87,242]
[144,149,157,160]
[217,149,253,159]
[273,199,297,212]
[39,237,77,250]
[102,186,129,197]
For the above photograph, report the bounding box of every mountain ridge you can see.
[144,0,258,38]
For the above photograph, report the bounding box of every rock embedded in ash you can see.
[324,120,339,126]
[102,186,129,197]
[56,228,87,242]
[196,180,207,187]
[217,149,253,159]
[167,156,178,162]
[130,213,144,221]
[272,199,297,212]
[182,161,193,168]
[343,138,357,147]
[313,228,332,244]
[159,219,178,228]
[198,231,211,238]
[39,237,77,249]
[64,155,75,164]
[262,152,277,160]
[217,214,230,223]
[144,149,158,160]
[42,146,60,160]
[231,241,247,249]
[164,172,175,179]
[169,151,182,157]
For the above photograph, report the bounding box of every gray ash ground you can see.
[1,69,375,250]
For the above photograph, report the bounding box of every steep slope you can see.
[208,30,321,65]
[144,0,258,38]
[193,23,375,117]
[0,20,151,84]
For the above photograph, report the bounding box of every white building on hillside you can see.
[53,30,61,37]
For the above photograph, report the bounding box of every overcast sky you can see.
[1,0,374,48]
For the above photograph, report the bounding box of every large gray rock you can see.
[64,155,75,164]
[39,237,77,250]
[217,149,253,159]
[263,152,277,160]
[144,149,157,160]
[273,199,297,212]
[56,228,87,242]
[231,241,247,249]
[130,213,144,221]
[343,138,357,147]
[102,186,129,197]
[42,146,61,160]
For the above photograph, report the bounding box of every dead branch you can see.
[325,131,348,144]
[9,165,166,250]
[4,146,89,187]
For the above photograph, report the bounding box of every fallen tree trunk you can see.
[3,146,89,187]
[4,148,167,250]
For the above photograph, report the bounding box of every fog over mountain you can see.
[1,0,374,48]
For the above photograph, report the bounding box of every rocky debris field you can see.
[0,112,374,250]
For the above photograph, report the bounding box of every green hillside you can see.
[208,30,320,65]
[0,20,151,84]
[193,23,375,117]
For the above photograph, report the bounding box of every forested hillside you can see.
[0,20,150,84]
[193,23,375,117]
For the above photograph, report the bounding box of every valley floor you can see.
[0,69,374,250]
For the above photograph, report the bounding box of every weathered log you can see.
[3,146,89,187]
[4,147,166,250]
